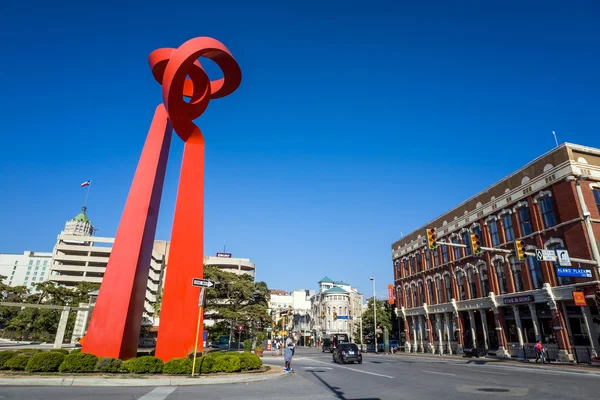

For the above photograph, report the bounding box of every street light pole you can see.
[370,276,377,353]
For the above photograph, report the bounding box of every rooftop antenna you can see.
[552,131,559,148]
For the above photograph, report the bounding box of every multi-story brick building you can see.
[391,143,600,363]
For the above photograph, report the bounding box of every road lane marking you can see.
[137,387,177,400]
[305,358,394,379]
[467,369,508,376]
[303,367,333,370]
[422,370,456,376]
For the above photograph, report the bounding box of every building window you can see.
[480,266,490,296]
[444,275,452,301]
[539,196,557,228]
[43,260,48,266]
[425,251,431,269]
[441,243,449,264]
[26,272,30,276]
[517,206,533,235]
[418,282,425,306]
[548,243,570,285]
[456,272,466,300]
[494,260,507,294]
[397,287,403,308]
[510,257,524,292]
[435,277,443,303]
[403,259,409,276]
[502,213,515,242]
[29,260,33,266]
[427,280,435,304]
[36,260,40,266]
[412,287,417,307]
[32,277,36,281]
[594,188,600,214]
[488,221,500,246]
[527,255,543,289]
[410,257,415,275]
[452,237,461,259]
[416,254,422,272]
[461,231,472,256]
[35,266,39,271]
[433,249,440,267]
[467,269,477,298]
[28,266,32,271]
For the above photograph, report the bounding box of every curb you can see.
[0,366,289,387]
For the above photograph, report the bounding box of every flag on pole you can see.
[81,180,91,187]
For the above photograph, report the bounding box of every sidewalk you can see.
[382,351,600,374]
[0,364,289,386]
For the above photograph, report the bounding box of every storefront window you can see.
[536,303,555,344]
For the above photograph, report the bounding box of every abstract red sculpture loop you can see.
[148,37,242,142]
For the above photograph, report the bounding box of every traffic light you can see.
[321,311,325,319]
[515,240,526,261]
[470,233,481,256]
[333,312,337,320]
[426,228,437,250]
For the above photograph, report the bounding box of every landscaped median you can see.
[0,348,285,386]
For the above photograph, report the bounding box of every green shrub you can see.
[199,354,216,374]
[0,351,16,370]
[94,357,124,373]
[70,348,81,354]
[5,355,31,371]
[211,354,241,373]
[243,339,252,352]
[238,353,262,371]
[123,356,163,374]
[163,358,192,375]
[26,351,65,372]
[49,349,70,355]
[59,353,98,373]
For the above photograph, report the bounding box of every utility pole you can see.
[370,276,377,353]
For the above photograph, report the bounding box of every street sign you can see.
[375,328,382,333]
[216,252,232,258]
[237,324,244,332]
[336,315,349,320]
[387,284,395,305]
[503,294,534,305]
[536,249,557,262]
[556,268,592,278]
[573,291,587,306]
[556,250,571,266]
[192,278,215,288]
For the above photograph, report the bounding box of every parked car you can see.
[333,343,362,364]
[322,339,334,352]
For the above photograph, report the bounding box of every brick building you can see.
[391,143,600,362]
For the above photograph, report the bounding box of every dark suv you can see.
[322,339,334,352]
[333,343,362,364]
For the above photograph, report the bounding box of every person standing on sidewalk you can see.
[534,340,546,364]
[284,334,296,372]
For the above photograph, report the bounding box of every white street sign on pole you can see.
[536,249,557,262]
[556,250,572,266]
[192,278,216,288]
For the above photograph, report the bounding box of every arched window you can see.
[397,287,403,308]
[539,196,557,228]
[411,286,417,307]
[467,269,477,298]
[527,255,543,289]
[444,275,453,301]
[480,266,490,296]
[488,220,500,246]
[435,276,443,303]
[441,243,449,264]
[517,206,533,235]
[427,279,435,304]
[501,213,515,242]
[418,281,425,306]
[452,236,461,259]
[410,257,415,275]
[510,257,524,292]
[328,307,331,315]
[456,271,466,300]
[461,231,472,256]
[416,253,422,272]
[425,251,431,269]
[494,259,507,294]
[403,259,409,276]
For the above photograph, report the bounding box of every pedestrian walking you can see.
[284,334,296,372]
[534,340,546,364]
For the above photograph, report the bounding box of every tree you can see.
[0,275,28,331]
[355,297,392,344]
[203,266,270,341]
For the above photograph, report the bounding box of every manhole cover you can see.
[477,388,510,393]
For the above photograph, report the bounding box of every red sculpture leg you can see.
[155,131,205,361]
[83,105,172,360]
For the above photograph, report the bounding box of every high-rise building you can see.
[0,251,52,290]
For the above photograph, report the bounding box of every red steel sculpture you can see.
[82,37,241,361]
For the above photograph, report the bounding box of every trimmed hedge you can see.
[163,358,192,375]
[211,354,241,373]
[0,351,15,369]
[70,348,82,354]
[238,353,262,371]
[49,349,70,355]
[95,357,124,373]
[123,356,163,374]
[59,353,98,373]
[14,348,43,356]
[26,351,65,372]
[5,354,31,371]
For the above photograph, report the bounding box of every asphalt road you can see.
[1,348,598,399]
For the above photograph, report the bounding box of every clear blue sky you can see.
[1,1,599,297]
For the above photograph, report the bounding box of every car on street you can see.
[333,343,362,364]
[322,338,334,352]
